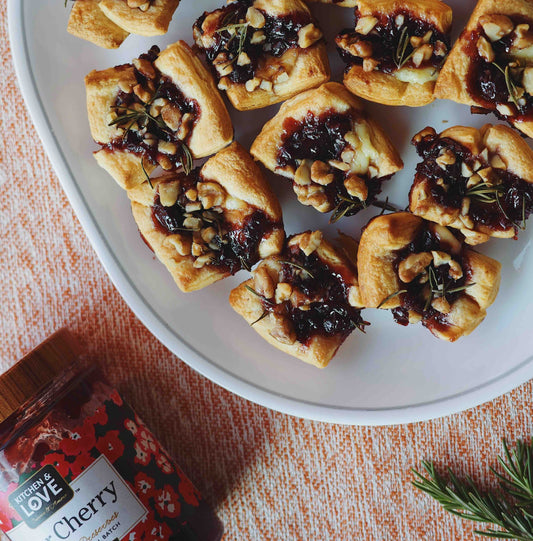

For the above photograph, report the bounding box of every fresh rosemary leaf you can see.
[251,310,269,326]
[181,143,193,175]
[141,157,153,189]
[279,260,315,279]
[245,285,262,297]
[377,289,407,309]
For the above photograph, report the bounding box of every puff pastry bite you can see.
[305,0,356,6]
[128,142,285,292]
[99,0,180,36]
[85,42,233,190]
[409,124,533,245]
[229,230,367,368]
[435,0,533,137]
[192,0,330,111]
[251,82,403,221]
[67,0,130,49]
[358,212,501,342]
[336,0,452,106]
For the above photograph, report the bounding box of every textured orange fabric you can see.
[2,5,533,541]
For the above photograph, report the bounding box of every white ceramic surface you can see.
[8,0,533,425]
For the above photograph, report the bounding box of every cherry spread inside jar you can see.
[413,131,533,232]
[104,46,199,172]
[337,9,449,74]
[194,1,314,84]
[258,242,366,345]
[277,110,385,218]
[390,225,470,334]
[151,171,280,274]
[0,329,223,541]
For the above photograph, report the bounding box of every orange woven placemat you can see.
[2,5,533,540]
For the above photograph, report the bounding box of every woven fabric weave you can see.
[1,5,533,540]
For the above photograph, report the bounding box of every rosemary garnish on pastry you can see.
[413,440,533,540]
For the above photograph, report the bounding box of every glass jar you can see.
[0,329,223,541]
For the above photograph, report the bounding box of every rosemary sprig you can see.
[412,440,533,540]
[216,21,250,64]
[180,143,193,176]
[279,260,315,279]
[251,310,269,326]
[377,289,407,309]
[329,196,367,224]
[394,27,416,69]
[141,157,153,189]
[492,62,520,107]
[466,181,507,204]
[424,263,474,311]
[245,285,262,297]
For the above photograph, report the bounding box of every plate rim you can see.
[9,0,533,425]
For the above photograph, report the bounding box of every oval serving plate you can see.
[8,0,533,425]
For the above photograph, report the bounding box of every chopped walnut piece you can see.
[329,159,350,172]
[246,6,265,29]
[513,24,533,50]
[432,296,451,314]
[412,127,436,145]
[251,31,266,44]
[198,181,226,209]
[398,252,433,283]
[436,149,456,168]
[133,58,156,80]
[269,314,296,345]
[477,36,495,62]
[237,52,251,66]
[158,182,179,207]
[461,197,471,215]
[355,16,378,35]
[297,24,323,49]
[431,251,451,267]
[412,44,433,67]
[194,253,214,269]
[275,282,293,304]
[363,58,380,72]
[254,266,275,299]
[310,161,335,185]
[167,235,192,256]
[496,103,514,116]
[433,40,447,57]
[299,231,323,256]
[480,14,514,42]
[185,188,197,201]
[344,174,368,201]
[177,113,193,141]
[133,84,152,104]
[158,156,173,171]
[245,77,261,92]
[158,141,178,155]
[342,37,373,58]
[448,260,463,280]
[294,160,312,185]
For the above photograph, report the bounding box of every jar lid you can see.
[0,329,81,423]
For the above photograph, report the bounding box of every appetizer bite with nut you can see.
[192,0,330,110]
[230,231,367,368]
[68,0,180,49]
[128,142,285,292]
[336,0,452,106]
[409,125,533,244]
[358,213,501,342]
[85,42,233,190]
[251,83,403,222]
[435,0,533,137]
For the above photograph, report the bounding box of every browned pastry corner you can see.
[230,230,366,368]
[336,0,453,107]
[409,124,533,244]
[435,0,533,137]
[251,82,403,221]
[193,0,330,111]
[357,212,501,342]
[85,41,233,190]
[67,0,130,49]
[99,0,180,36]
[128,142,285,292]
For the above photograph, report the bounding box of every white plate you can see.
[8,0,533,425]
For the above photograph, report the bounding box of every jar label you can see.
[5,455,147,541]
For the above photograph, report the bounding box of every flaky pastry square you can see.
[251,82,403,222]
[193,0,330,111]
[357,212,501,342]
[128,142,285,292]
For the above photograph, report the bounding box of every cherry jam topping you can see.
[151,171,279,274]
[194,1,314,84]
[277,110,386,217]
[467,20,533,121]
[104,46,199,170]
[260,241,366,344]
[413,131,533,232]
[337,9,449,73]
[390,225,469,332]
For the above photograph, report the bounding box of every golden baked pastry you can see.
[409,124,533,245]
[357,212,501,342]
[128,142,285,292]
[67,0,180,48]
[99,0,180,36]
[192,0,330,111]
[229,230,367,368]
[336,0,453,106]
[250,82,403,221]
[305,0,356,6]
[67,0,130,49]
[85,42,233,190]
[435,0,533,137]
